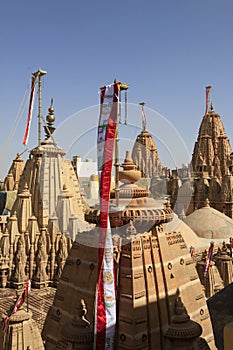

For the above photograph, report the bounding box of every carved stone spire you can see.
[164,295,210,349]
[191,92,232,179]
[132,127,163,178]
[56,234,68,280]
[55,299,93,349]
[6,212,19,280]
[196,249,223,298]
[12,234,27,288]
[214,241,233,287]
[56,184,73,235]
[3,153,25,191]
[0,303,44,349]
[14,183,32,234]
[33,229,48,288]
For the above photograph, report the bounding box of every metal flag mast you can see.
[139,101,146,131]
[205,85,212,118]
[114,81,129,207]
[32,69,47,146]
[95,80,128,349]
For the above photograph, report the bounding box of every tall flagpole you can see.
[139,101,146,130]
[204,85,212,118]
[114,82,128,207]
[96,81,128,349]
[33,69,47,146]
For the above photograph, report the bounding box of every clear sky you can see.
[0,0,233,179]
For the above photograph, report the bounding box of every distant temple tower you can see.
[132,103,163,178]
[172,86,233,218]
[191,87,232,179]
[0,71,91,289]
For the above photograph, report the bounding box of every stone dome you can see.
[183,205,233,240]
[166,214,202,248]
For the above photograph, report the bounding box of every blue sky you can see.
[0,0,233,179]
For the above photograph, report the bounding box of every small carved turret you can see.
[57,299,93,349]
[119,150,141,184]
[12,234,27,288]
[0,301,44,349]
[196,249,223,297]
[214,241,233,287]
[164,295,210,349]
[3,153,25,191]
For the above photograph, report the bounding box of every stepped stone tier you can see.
[43,152,216,350]
[0,102,91,289]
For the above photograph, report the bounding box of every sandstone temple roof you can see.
[167,214,202,248]
[191,106,232,179]
[42,152,215,349]
[183,200,233,240]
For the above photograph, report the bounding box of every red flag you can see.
[12,291,26,313]
[2,316,10,333]
[2,289,26,332]
[95,82,118,349]
[26,279,31,295]
[204,86,211,118]
[23,75,37,145]
[204,241,214,277]
[190,245,195,257]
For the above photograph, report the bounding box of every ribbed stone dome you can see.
[183,205,233,240]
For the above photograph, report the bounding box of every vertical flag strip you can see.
[26,279,31,294]
[23,75,37,145]
[95,82,118,349]
[204,86,211,118]
[204,241,214,277]
[189,245,195,258]
[231,238,233,258]
[2,291,26,332]
[2,279,31,332]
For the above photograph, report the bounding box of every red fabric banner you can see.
[2,285,28,333]
[204,241,214,277]
[23,75,37,145]
[95,82,118,349]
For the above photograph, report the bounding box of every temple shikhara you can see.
[0,74,233,350]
